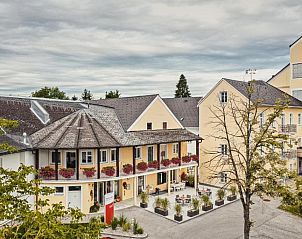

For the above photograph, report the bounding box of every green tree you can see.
[71,95,78,101]
[82,89,93,101]
[0,118,19,153]
[206,81,291,239]
[0,165,103,238]
[175,74,191,98]
[31,87,69,100]
[105,90,121,99]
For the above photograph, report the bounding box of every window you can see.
[292,63,302,79]
[160,144,168,159]
[157,172,167,185]
[147,122,152,130]
[172,143,179,154]
[259,113,264,127]
[220,172,227,183]
[163,122,167,129]
[147,146,154,162]
[220,144,228,156]
[135,147,142,159]
[298,114,301,125]
[54,186,64,195]
[110,149,117,162]
[293,90,302,101]
[220,91,228,103]
[289,113,294,125]
[82,151,92,164]
[51,151,61,164]
[100,150,107,163]
[271,120,276,128]
[281,114,286,126]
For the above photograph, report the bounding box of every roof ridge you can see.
[94,94,159,101]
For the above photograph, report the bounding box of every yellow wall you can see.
[269,65,290,94]
[119,177,134,200]
[129,97,182,131]
[290,39,302,65]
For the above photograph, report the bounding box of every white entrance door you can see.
[68,186,81,210]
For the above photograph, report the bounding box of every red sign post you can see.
[104,192,114,224]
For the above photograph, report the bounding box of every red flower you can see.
[191,155,199,162]
[39,166,55,179]
[123,164,133,175]
[59,168,75,178]
[148,160,158,169]
[101,166,115,177]
[171,157,181,165]
[137,162,148,171]
[182,155,191,163]
[161,159,171,167]
[83,167,96,177]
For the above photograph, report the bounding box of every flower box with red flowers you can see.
[137,162,148,172]
[148,160,158,169]
[101,166,115,177]
[171,157,181,165]
[161,159,171,167]
[191,155,199,163]
[59,168,75,178]
[83,167,96,178]
[182,155,191,163]
[40,166,55,179]
[122,164,133,175]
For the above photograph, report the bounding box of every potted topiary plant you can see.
[137,162,148,172]
[154,197,161,214]
[187,197,200,217]
[201,194,213,211]
[140,191,149,208]
[227,185,237,201]
[215,188,225,206]
[82,167,96,178]
[174,203,183,222]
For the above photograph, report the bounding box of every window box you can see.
[171,157,181,165]
[148,160,158,169]
[182,155,191,163]
[101,166,115,177]
[137,162,148,172]
[161,159,171,167]
[191,155,199,162]
[122,164,133,175]
[40,166,55,179]
[82,167,96,178]
[59,168,75,179]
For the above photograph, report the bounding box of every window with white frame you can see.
[292,90,302,101]
[281,114,285,126]
[160,144,168,159]
[147,122,152,130]
[110,149,117,162]
[147,146,154,162]
[163,122,168,129]
[298,114,301,125]
[172,143,179,154]
[220,172,227,183]
[220,91,228,103]
[51,151,61,164]
[54,186,64,195]
[100,150,107,163]
[135,147,142,159]
[259,112,264,127]
[289,113,294,125]
[292,63,302,79]
[220,144,228,156]
[81,151,93,164]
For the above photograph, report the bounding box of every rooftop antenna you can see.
[245,69,256,81]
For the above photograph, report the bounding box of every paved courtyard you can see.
[115,197,302,239]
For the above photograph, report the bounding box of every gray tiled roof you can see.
[224,79,302,107]
[91,95,158,130]
[163,97,202,127]
[31,105,201,149]
[0,134,28,154]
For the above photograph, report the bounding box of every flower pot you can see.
[140,202,148,208]
[187,209,199,217]
[227,195,237,201]
[174,214,183,222]
[154,207,161,214]
[155,207,168,216]
[202,204,213,211]
[215,199,224,206]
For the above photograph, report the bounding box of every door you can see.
[66,152,76,169]
[138,176,145,194]
[68,186,81,210]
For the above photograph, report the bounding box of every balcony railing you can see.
[282,149,297,159]
[279,124,297,134]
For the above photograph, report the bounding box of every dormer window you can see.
[147,122,152,130]
[220,91,228,103]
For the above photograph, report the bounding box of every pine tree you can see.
[175,74,191,98]
[81,89,93,101]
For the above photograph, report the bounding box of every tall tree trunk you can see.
[243,204,250,239]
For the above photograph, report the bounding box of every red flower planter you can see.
[39,166,55,179]
[59,168,75,178]
[161,159,171,167]
[182,155,191,163]
[191,155,199,162]
[123,164,133,175]
[101,166,115,177]
[137,162,148,171]
[148,160,158,169]
[83,167,96,178]
[171,157,181,165]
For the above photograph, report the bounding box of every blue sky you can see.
[0,0,301,99]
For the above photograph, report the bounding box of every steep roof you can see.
[0,135,28,154]
[224,79,302,107]
[163,97,201,127]
[91,95,158,130]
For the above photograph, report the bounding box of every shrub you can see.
[191,198,200,210]
[39,166,55,179]
[187,175,194,186]
[161,159,171,167]
[137,162,148,171]
[59,168,74,178]
[136,227,144,234]
[118,214,127,227]
[83,167,96,177]
[217,188,225,200]
[122,164,133,175]
[122,222,131,232]
[161,198,170,211]
[154,197,161,208]
[140,191,149,204]
[201,194,212,207]
[133,219,138,234]
[174,203,182,216]
[171,157,181,165]
[111,217,118,230]
[101,166,115,176]
[229,185,237,196]
[148,160,158,169]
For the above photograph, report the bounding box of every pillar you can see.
[167,170,171,195]
[76,149,79,180]
[133,176,137,205]
[194,165,198,191]
[97,149,101,179]
[116,147,120,177]
[178,142,182,166]
[55,149,59,180]
[132,146,136,174]
[157,144,160,170]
